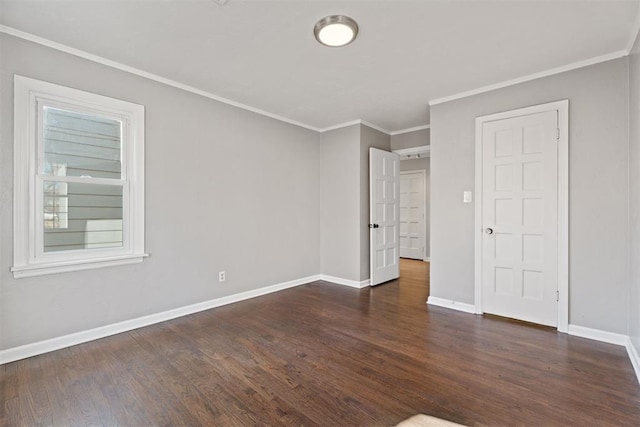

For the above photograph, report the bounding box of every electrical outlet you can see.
[218,271,226,282]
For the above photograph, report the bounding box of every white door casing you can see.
[370,148,400,286]
[474,100,569,332]
[399,171,426,260]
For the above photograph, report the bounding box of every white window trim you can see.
[12,75,146,278]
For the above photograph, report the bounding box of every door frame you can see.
[399,170,428,261]
[473,100,569,332]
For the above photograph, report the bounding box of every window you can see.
[12,76,146,278]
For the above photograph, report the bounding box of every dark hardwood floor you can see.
[2,259,640,426]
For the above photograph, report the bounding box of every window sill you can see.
[11,254,149,279]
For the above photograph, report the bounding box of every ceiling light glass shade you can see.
[314,15,359,47]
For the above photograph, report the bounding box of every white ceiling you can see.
[1,0,639,132]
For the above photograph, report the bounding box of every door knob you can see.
[485,227,494,235]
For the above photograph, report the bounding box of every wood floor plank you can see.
[1,259,639,426]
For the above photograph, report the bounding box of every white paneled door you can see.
[399,171,425,260]
[481,110,559,326]
[370,148,400,286]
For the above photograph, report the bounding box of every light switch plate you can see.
[463,191,472,203]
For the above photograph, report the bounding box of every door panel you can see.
[399,171,425,260]
[370,148,400,286]
[482,110,558,326]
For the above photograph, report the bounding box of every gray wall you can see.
[319,124,390,283]
[431,58,629,334]
[629,33,640,353]
[319,125,361,281]
[391,128,430,151]
[400,157,431,258]
[360,125,391,280]
[0,34,321,350]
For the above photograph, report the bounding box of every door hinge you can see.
[556,128,560,140]
[556,290,560,301]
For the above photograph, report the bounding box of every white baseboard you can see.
[420,307,639,383]
[426,296,477,314]
[567,324,629,346]
[5,274,638,387]
[626,338,640,384]
[424,257,430,262]
[566,325,640,383]
[0,274,320,365]
[319,274,370,288]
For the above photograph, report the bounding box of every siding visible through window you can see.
[42,108,124,252]
[44,108,122,179]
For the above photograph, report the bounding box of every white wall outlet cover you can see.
[463,191,473,203]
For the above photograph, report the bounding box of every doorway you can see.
[392,145,431,297]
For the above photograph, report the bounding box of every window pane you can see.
[43,107,122,179]
[43,181,68,229]
[44,181,123,252]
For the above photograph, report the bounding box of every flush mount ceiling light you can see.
[314,15,359,47]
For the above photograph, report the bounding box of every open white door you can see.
[370,148,400,286]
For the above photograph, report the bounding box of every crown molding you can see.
[626,4,640,54]
[1,25,399,136]
[428,49,628,107]
[317,119,363,133]
[318,119,391,135]
[390,124,430,136]
[5,23,635,134]
[360,120,390,135]
[0,24,324,132]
